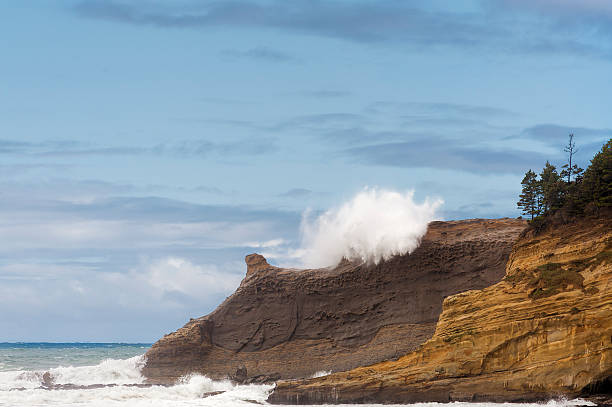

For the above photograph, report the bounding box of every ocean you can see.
[0,343,597,407]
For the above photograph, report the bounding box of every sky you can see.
[1,0,611,342]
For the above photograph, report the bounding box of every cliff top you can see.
[144,217,527,384]
[242,217,527,280]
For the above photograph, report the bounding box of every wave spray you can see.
[299,188,443,268]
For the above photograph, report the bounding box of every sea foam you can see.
[0,355,274,406]
[0,355,597,407]
[299,188,442,268]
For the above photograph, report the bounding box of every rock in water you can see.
[143,218,527,384]
[231,366,247,384]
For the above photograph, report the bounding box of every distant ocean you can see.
[0,343,597,407]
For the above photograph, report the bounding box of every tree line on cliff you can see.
[517,136,611,224]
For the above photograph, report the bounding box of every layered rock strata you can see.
[269,217,612,404]
[143,218,526,384]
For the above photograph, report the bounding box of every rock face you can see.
[269,217,612,404]
[142,218,526,384]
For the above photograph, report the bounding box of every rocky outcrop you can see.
[269,217,612,404]
[143,218,526,384]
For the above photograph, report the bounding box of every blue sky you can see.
[1,0,611,341]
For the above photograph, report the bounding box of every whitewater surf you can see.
[0,354,274,406]
[0,343,598,406]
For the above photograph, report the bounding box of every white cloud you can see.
[509,0,612,15]
[138,257,243,298]
[94,256,244,309]
[0,256,246,340]
[241,238,286,248]
[0,182,298,340]
[0,219,283,251]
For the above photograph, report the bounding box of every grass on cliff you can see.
[528,262,585,300]
[507,241,610,300]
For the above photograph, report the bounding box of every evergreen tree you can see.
[582,139,612,208]
[517,169,541,220]
[539,161,562,214]
[517,138,611,223]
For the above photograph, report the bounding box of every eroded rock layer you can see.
[269,217,612,404]
[143,218,526,384]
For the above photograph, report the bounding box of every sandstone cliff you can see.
[143,218,526,384]
[269,217,612,403]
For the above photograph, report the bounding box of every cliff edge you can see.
[142,218,526,383]
[269,216,612,403]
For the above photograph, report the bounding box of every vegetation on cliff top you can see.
[515,139,610,300]
[528,262,585,300]
[505,237,611,300]
[517,137,611,224]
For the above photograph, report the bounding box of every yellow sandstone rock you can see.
[270,217,612,403]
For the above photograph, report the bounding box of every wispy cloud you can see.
[0,139,144,157]
[40,147,145,157]
[278,188,312,198]
[197,97,255,105]
[520,124,612,144]
[73,0,483,44]
[191,185,229,195]
[220,46,300,63]
[298,90,352,99]
[0,256,245,341]
[160,137,279,157]
[0,137,278,158]
[0,163,71,177]
[365,101,517,118]
[492,0,612,22]
[343,138,547,174]
[0,178,300,255]
[258,101,516,146]
[0,175,302,340]
[273,113,366,132]
[0,195,298,225]
[72,0,612,59]
[321,128,429,145]
[0,139,85,155]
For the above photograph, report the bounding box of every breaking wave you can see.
[0,355,273,406]
[0,355,145,391]
[299,188,443,268]
[0,355,597,406]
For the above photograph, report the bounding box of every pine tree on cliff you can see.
[539,161,563,214]
[517,170,541,220]
[581,138,612,208]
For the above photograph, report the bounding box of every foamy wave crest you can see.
[0,356,597,406]
[299,188,442,268]
[0,355,145,391]
[50,355,146,386]
[0,357,274,406]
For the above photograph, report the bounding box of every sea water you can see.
[0,343,597,407]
